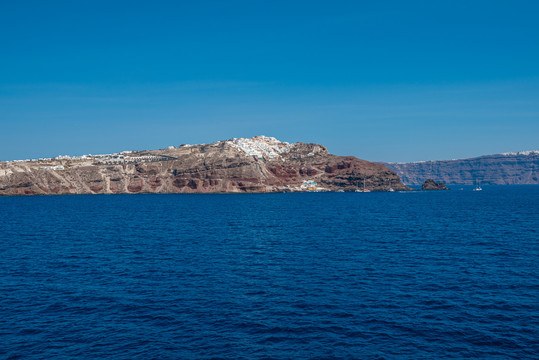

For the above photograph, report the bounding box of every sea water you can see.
[0,187,537,359]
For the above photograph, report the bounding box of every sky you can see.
[1,0,538,162]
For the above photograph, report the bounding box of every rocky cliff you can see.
[380,151,539,185]
[0,136,408,195]
[421,179,449,191]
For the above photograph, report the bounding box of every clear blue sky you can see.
[1,0,538,162]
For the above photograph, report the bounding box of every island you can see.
[0,136,409,195]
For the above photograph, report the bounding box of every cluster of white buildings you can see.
[8,154,104,163]
[97,154,164,165]
[300,179,318,191]
[5,149,164,167]
[501,150,539,156]
[226,136,292,159]
[40,165,65,171]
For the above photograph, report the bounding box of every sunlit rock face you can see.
[381,151,539,185]
[0,136,409,195]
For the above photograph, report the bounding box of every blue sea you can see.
[1,186,538,359]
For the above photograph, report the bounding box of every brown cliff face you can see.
[0,136,408,195]
[381,151,539,185]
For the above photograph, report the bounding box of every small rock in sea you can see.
[421,179,450,190]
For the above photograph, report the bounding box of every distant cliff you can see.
[380,151,539,185]
[0,136,408,195]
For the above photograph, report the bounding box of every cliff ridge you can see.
[380,151,539,185]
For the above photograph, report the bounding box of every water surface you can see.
[1,187,538,359]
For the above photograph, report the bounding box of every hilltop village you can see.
[7,151,170,166]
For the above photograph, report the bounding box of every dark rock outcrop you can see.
[380,151,539,185]
[0,136,410,195]
[421,179,450,191]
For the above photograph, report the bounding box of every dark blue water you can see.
[1,187,538,359]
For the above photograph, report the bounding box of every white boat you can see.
[355,179,371,192]
[473,180,483,191]
[355,189,371,193]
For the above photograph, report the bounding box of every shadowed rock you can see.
[422,179,450,190]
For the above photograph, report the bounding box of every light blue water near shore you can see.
[0,187,538,359]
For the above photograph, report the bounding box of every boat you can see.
[473,180,482,191]
[355,179,371,192]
